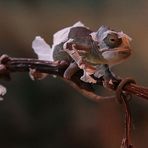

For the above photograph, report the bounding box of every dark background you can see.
[0,0,148,148]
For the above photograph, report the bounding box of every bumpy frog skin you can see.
[31,21,132,84]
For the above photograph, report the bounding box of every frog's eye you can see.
[103,33,122,48]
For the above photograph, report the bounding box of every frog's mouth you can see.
[101,47,130,53]
[101,48,131,64]
[84,47,131,65]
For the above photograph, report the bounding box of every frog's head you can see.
[90,26,132,65]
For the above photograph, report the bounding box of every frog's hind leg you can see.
[63,62,79,80]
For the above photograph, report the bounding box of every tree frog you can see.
[31,21,131,84]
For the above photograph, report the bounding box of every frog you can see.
[31,21,131,85]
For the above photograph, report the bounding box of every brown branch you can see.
[1,56,148,101]
[0,57,116,102]
[124,83,148,100]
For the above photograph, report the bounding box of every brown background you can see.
[0,0,148,148]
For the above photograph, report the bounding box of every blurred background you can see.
[0,0,148,148]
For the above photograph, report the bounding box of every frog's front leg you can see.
[103,64,120,82]
[63,62,79,79]
[63,39,96,83]
[94,64,120,89]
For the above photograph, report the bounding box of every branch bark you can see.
[1,57,148,101]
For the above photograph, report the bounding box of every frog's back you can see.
[68,27,92,38]
[53,26,92,62]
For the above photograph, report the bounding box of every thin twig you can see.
[116,78,134,148]
[120,94,133,148]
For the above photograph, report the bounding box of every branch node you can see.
[116,78,136,103]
